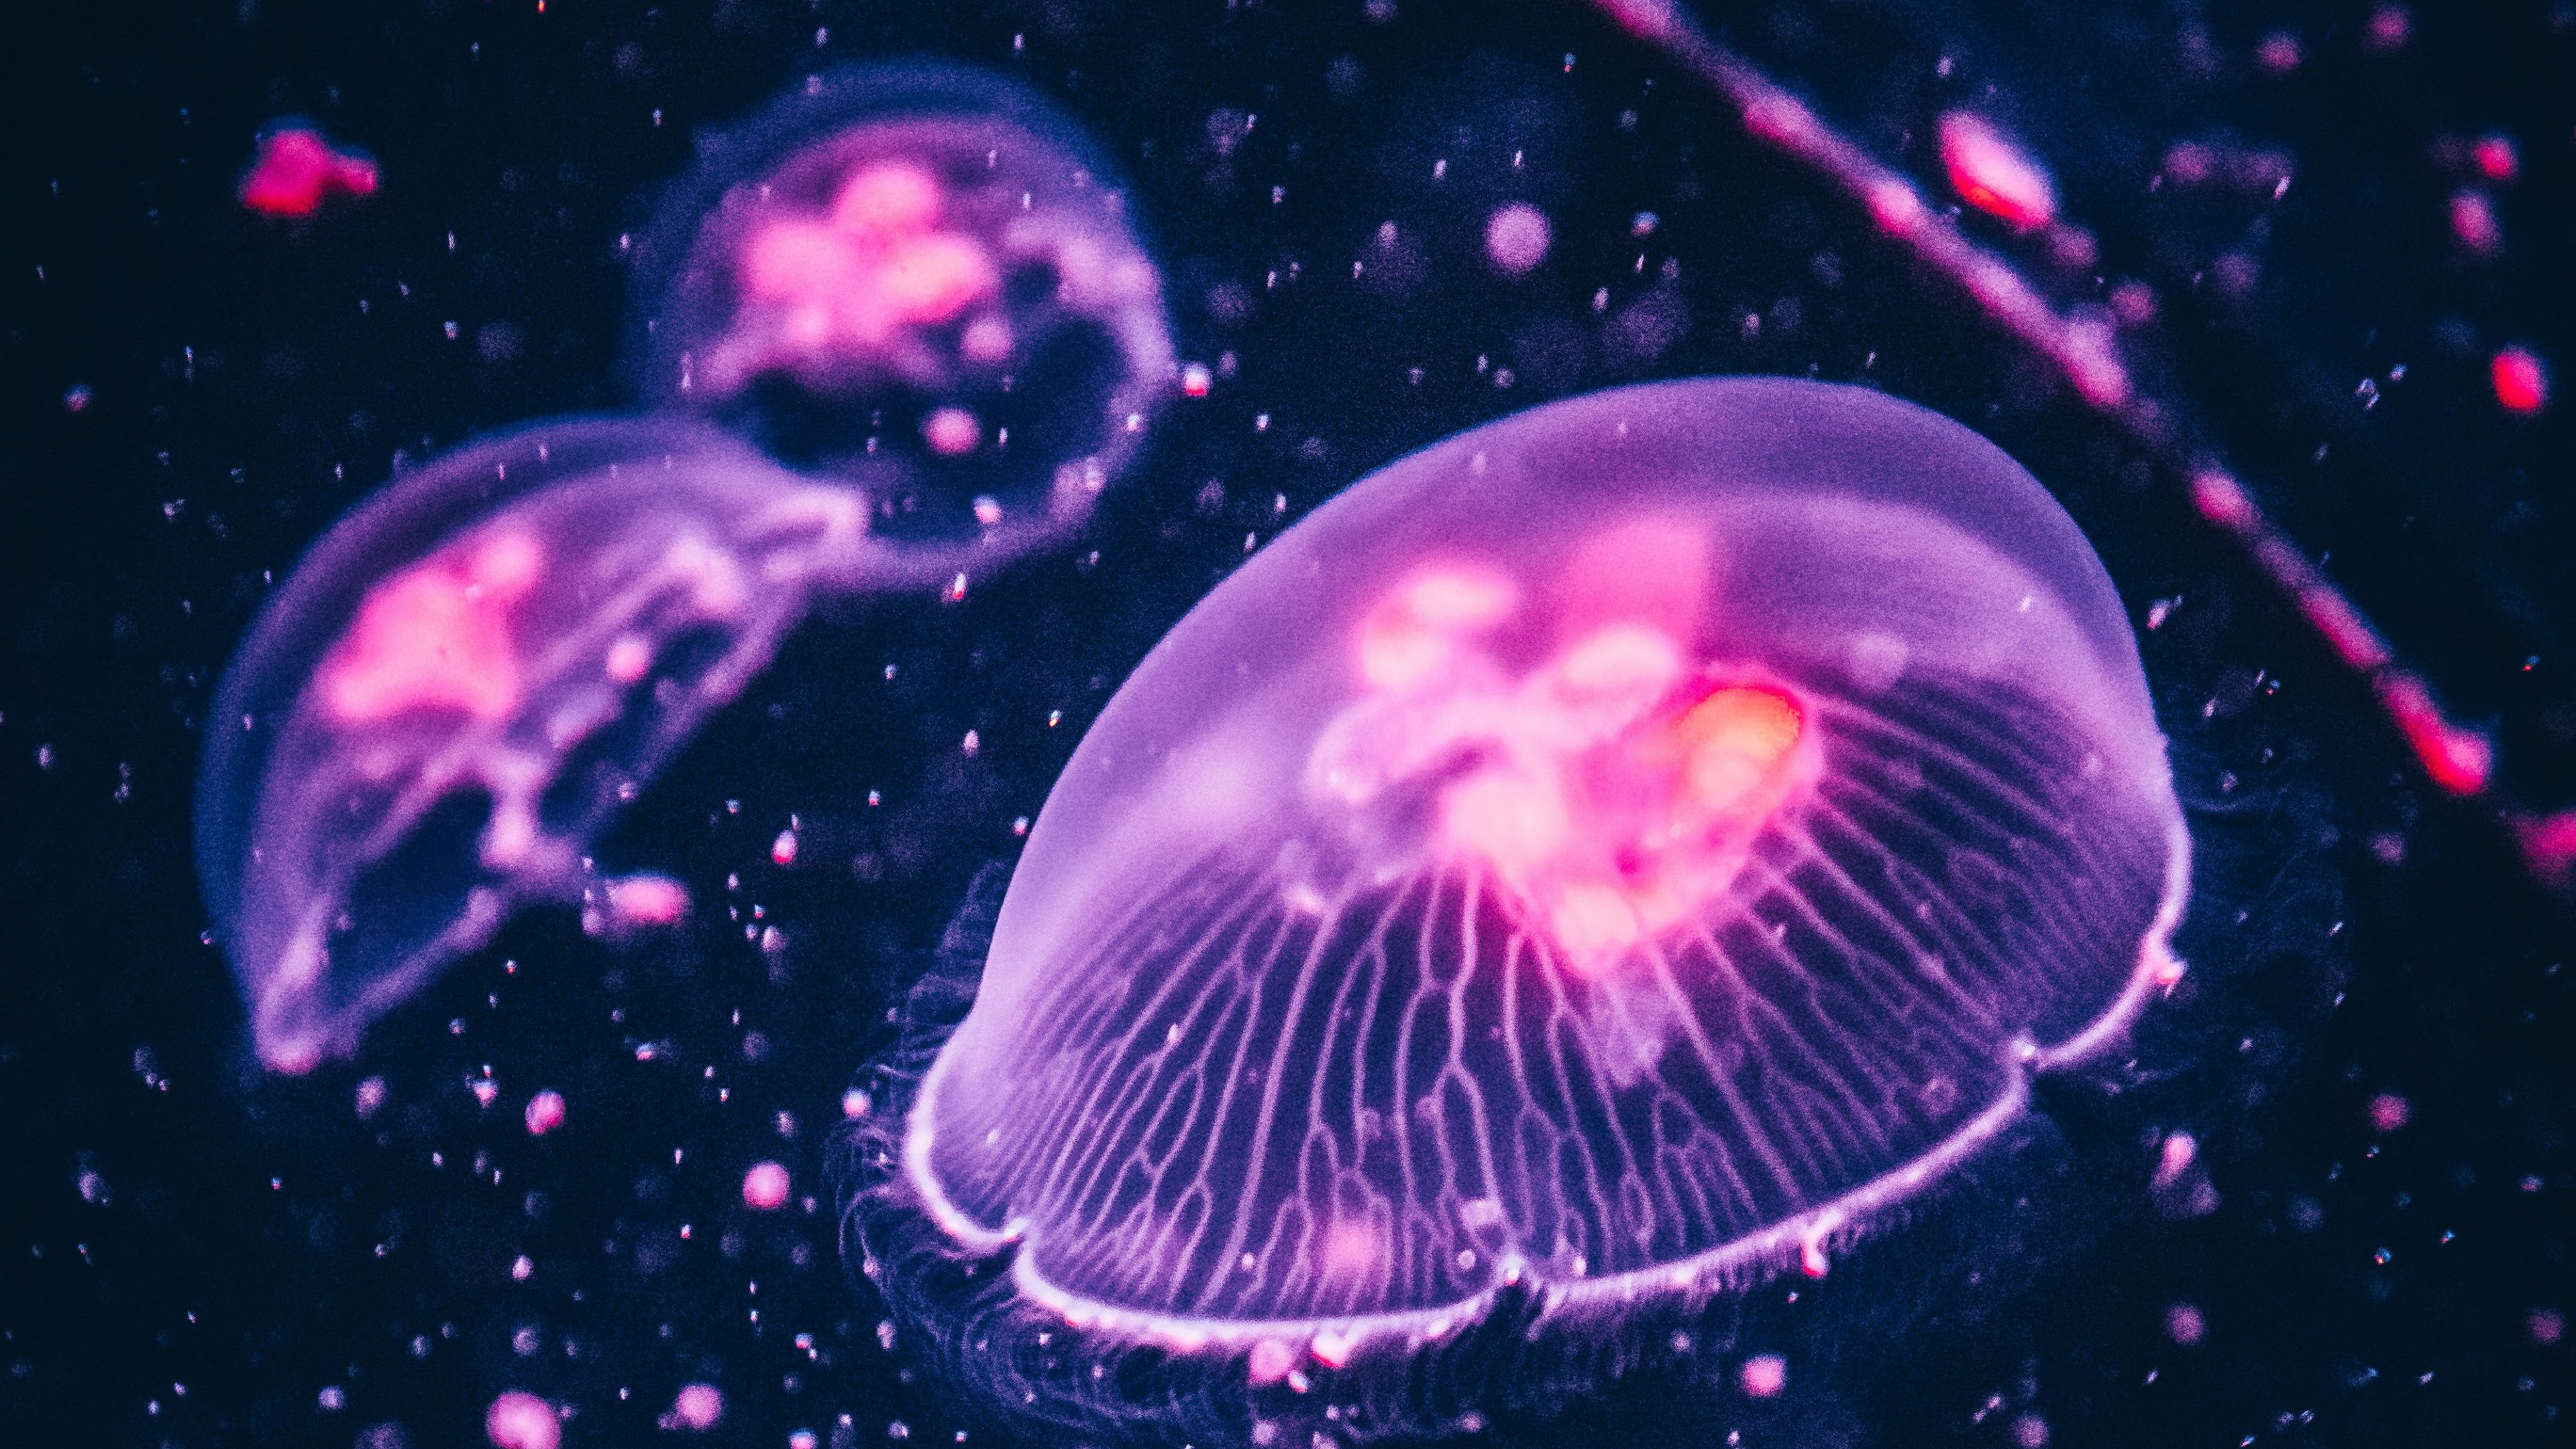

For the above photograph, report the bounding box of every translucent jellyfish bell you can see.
[871,378,2189,1428]
[195,418,961,1073]
[633,62,1175,549]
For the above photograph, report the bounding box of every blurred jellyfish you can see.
[843,378,2190,1439]
[199,69,1173,1072]
[633,62,1175,549]
[195,417,1029,1071]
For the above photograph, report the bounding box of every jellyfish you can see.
[632,62,1175,548]
[195,417,1013,1072]
[198,67,1171,1072]
[844,377,2191,1440]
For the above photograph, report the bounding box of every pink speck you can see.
[2254,32,2302,74]
[524,1089,566,1136]
[1308,1331,1356,1369]
[1483,204,1552,276]
[62,384,93,413]
[2162,143,2216,188]
[743,1161,791,1210]
[604,633,653,684]
[2153,1130,2197,1189]
[606,873,689,928]
[484,1391,558,1449]
[2367,1091,2411,1134]
[663,1382,724,1432]
[2451,191,2503,256]
[1739,1353,1788,1398]
[2166,1302,2206,1345]
[1246,1338,1297,1385]
[1181,362,1213,398]
[2047,223,2098,271]
[241,125,379,219]
[1939,113,2056,231]
[2493,347,2549,415]
[960,315,1014,363]
[2473,134,2520,184]
[2012,1414,2051,1449]
[771,828,800,866]
[354,1076,387,1119]
[2529,1307,2565,1346]
[921,407,981,456]
[2364,5,2413,52]
[2109,280,2159,328]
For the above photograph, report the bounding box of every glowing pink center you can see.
[321,532,541,725]
[1312,525,1815,969]
[739,162,998,350]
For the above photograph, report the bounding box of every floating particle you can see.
[241,123,379,219]
[1739,1354,1788,1399]
[2472,133,2520,184]
[524,1089,566,1136]
[2166,1302,2206,1344]
[2493,347,2549,414]
[1483,203,1552,275]
[2530,1307,2566,1346]
[2152,1130,2198,1189]
[484,1391,559,1449]
[2451,191,2503,256]
[604,873,691,929]
[662,1383,724,1431]
[1938,112,2055,231]
[744,1161,792,1210]
[2363,5,2413,52]
[2366,1091,2410,1134]
[920,407,981,456]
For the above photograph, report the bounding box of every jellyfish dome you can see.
[869,376,2189,1432]
[633,61,1175,549]
[195,417,944,1073]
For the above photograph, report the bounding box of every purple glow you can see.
[857,378,2190,1436]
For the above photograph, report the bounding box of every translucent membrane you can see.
[898,378,2188,1352]
[202,66,1169,1073]
[196,418,976,1072]
[634,62,1173,549]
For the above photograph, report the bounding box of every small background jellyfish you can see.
[632,62,1175,549]
[192,62,1177,1073]
[844,378,2193,1441]
[191,418,911,1072]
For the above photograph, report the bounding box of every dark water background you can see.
[4,1,2571,1444]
